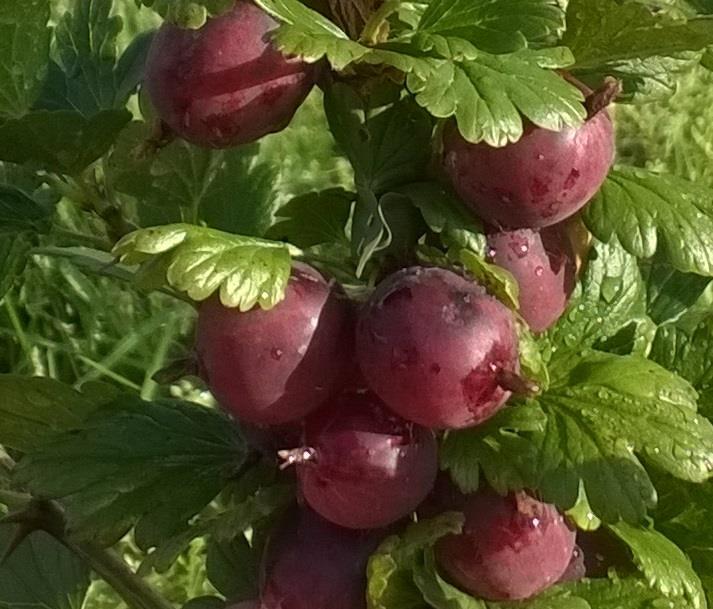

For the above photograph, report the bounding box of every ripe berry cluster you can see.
[145,2,616,607]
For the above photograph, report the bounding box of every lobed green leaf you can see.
[113,224,293,311]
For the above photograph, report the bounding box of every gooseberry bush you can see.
[4,0,713,608]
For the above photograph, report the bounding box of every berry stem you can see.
[584,77,622,120]
[497,369,541,396]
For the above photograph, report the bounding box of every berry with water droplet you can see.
[356,267,519,429]
[196,263,351,425]
[145,1,317,148]
[443,109,615,228]
[289,390,438,529]
[436,489,576,600]
[487,225,576,332]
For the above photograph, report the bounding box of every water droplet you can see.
[535,266,544,277]
[271,347,284,361]
[537,154,545,161]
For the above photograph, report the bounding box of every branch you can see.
[65,541,176,609]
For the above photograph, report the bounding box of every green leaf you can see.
[0,530,90,609]
[367,513,464,609]
[650,312,713,415]
[36,0,149,114]
[586,167,713,276]
[113,224,293,311]
[324,83,433,270]
[108,121,280,236]
[609,522,706,609]
[182,597,226,609]
[141,481,291,573]
[642,258,712,325]
[0,185,54,236]
[206,535,260,602]
[324,84,433,196]
[412,548,485,609]
[0,375,115,452]
[541,354,712,519]
[256,0,350,40]
[443,352,713,523]
[568,575,688,609]
[574,53,701,104]
[417,0,565,54]
[440,401,547,495]
[0,0,51,118]
[456,249,520,311]
[0,109,131,174]
[518,325,551,391]
[406,46,585,147]
[547,239,647,368]
[255,0,368,70]
[139,0,233,28]
[15,396,247,547]
[563,0,713,70]
[266,189,353,248]
[397,181,482,236]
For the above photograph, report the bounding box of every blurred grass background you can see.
[2,2,713,607]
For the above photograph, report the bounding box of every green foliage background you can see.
[3,1,713,607]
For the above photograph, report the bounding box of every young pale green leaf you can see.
[0,375,116,453]
[36,0,149,115]
[266,189,353,248]
[0,109,131,174]
[456,249,520,311]
[609,522,706,609]
[642,259,712,325]
[412,548,486,609]
[256,0,349,39]
[367,513,464,609]
[563,0,713,70]
[113,224,293,311]
[15,397,247,547]
[254,0,371,70]
[417,0,565,54]
[0,0,50,118]
[518,324,551,391]
[0,530,90,609]
[406,46,584,147]
[586,167,713,276]
[139,0,233,28]
[567,576,691,609]
[547,239,647,370]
